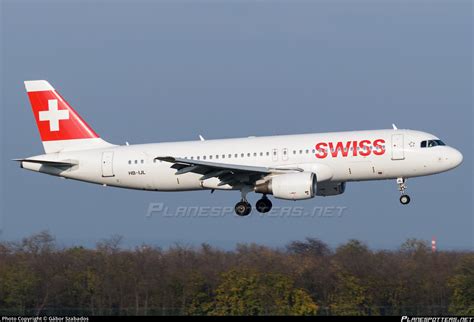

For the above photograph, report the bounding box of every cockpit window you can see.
[420,140,446,148]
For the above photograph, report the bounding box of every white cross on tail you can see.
[39,99,70,132]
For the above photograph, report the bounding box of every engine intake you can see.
[255,172,317,200]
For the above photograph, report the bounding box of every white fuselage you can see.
[21,129,463,194]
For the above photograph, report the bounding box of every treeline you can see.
[0,232,472,316]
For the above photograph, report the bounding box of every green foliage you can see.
[210,268,317,315]
[336,239,370,256]
[329,266,377,315]
[0,263,38,312]
[449,255,474,315]
[0,233,471,316]
[400,239,430,254]
[287,238,331,257]
[185,274,214,315]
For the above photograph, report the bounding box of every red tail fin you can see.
[25,80,113,153]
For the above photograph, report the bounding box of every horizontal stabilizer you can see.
[12,158,77,167]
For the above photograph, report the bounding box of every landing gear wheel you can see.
[396,178,411,205]
[400,194,411,205]
[235,201,252,216]
[256,197,272,213]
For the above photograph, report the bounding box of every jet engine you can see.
[255,172,317,200]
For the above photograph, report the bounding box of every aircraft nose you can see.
[448,147,463,169]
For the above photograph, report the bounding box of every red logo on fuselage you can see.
[315,139,385,159]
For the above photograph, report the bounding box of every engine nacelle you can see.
[255,172,317,200]
[316,182,346,196]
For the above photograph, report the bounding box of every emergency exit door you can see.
[101,152,115,177]
[391,134,405,160]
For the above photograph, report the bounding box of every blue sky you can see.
[1,0,472,250]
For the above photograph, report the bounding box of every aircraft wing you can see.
[155,156,302,187]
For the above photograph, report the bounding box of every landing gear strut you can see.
[256,195,272,213]
[397,177,411,205]
[235,186,253,216]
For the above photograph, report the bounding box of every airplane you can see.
[16,80,463,216]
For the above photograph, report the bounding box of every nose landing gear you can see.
[400,194,411,205]
[397,177,411,205]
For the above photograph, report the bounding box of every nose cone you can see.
[448,148,463,169]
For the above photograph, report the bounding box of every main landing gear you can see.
[234,187,273,216]
[256,195,272,213]
[235,186,253,216]
[234,196,273,216]
[397,177,411,205]
[235,200,252,216]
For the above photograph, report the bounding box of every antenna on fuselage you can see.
[199,135,205,141]
[392,124,398,130]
